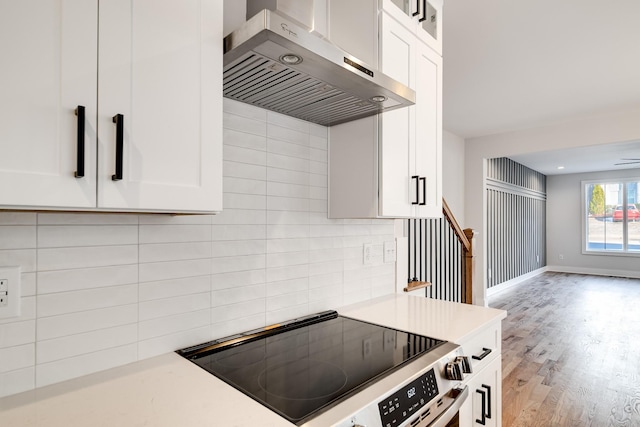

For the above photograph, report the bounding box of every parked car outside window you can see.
[612,205,640,222]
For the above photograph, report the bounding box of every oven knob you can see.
[445,360,464,380]
[456,356,472,374]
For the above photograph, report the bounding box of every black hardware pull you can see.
[412,175,420,205]
[419,177,426,205]
[482,384,492,419]
[476,388,487,425]
[419,0,427,22]
[412,0,420,16]
[472,347,492,360]
[74,106,85,178]
[112,114,124,181]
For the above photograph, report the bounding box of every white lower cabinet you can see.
[457,320,502,427]
[0,0,222,214]
[459,355,501,427]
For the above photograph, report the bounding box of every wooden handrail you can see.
[442,199,471,252]
[441,199,474,304]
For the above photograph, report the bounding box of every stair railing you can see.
[405,199,474,304]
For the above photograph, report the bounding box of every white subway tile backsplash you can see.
[138,309,210,341]
[37,245,138,271]
[211,269,266,291]
[0,320,35,348]
[37,284,138,318]
[36,324,137,364]
[139,259,212,283]
[37,304,138,341]
[36,344,137,388]
[139,225,212,244]
[0,249,36,272]
[138,326,211,360]
[224,128,267,151]
[0,226,36,249]
[0,367,34,398]
[38,213,138,225]
[140,242,212,263]
[211,254,266,275]
[139,292,210,322]
[38,265,138,294]
[0,344,34,373]
[139,276,211,302]
[0,212,36,225]
[0,97,397,398]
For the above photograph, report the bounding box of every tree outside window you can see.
[584,179,640,254]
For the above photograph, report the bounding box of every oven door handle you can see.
[424,386,469,427]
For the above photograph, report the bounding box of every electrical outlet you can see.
[0,267,21,318]
[363,244,374,265]
[559,254,564,260]
[383,241,396,263]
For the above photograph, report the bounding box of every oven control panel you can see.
[378,368,439,427]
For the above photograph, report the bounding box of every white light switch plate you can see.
[0,266,21,319]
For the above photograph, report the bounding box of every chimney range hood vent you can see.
[223,9,416,126]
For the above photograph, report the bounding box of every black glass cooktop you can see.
[177,311,444,425]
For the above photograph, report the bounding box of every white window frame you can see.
[582,178,640,257]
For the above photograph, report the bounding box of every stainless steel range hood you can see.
[223,9,416,126]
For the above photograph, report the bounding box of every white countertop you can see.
[0,294,506,427]
[338,294,507,344]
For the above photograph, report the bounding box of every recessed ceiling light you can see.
[557,166,565,170]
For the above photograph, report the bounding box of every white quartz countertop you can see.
[0,294,505,427]
[338,294,507,343]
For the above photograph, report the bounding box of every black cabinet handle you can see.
[482,384,492,419]
[74,106,85,178]
[472,347,492,360]
[112,114,124,181]
[411,175,420,205]
[412,0,420,16]
[419,0,427,22]
[475,388,486,425]
[419,177,426,205]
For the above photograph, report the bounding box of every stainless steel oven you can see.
[177,311,470,427]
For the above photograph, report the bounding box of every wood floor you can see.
[489,272,640,427]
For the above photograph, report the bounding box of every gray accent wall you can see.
[486,158,547,288]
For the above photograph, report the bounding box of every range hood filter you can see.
[223,9,415,126]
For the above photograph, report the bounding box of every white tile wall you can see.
[0,99,396,398]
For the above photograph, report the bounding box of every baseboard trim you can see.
[486,267,549,297]
[545,265,640,279]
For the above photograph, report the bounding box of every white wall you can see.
[442,130,466,225]
[547,168,640,277]
[465,108,640,305]
[0,99,396,398]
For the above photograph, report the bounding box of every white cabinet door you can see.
[379,12,416,217]
[381,0,443,55]
[462,355,501,427]
[97,0,222,213]
[414,40,442,218]
[0,0,97,209]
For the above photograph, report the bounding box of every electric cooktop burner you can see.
[177,311,445,425]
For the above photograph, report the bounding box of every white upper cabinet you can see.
[0,0,222,213]
[328,1,442,219]
[383,0,443,55]
[0,0,98,209]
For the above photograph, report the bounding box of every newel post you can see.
[463,228,475,304]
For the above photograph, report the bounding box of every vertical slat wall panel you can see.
[407,215,466,303]
[486,157,547,289]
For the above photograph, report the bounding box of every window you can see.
[583,179,640,254]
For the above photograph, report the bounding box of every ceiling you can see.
[442,0,640,175]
